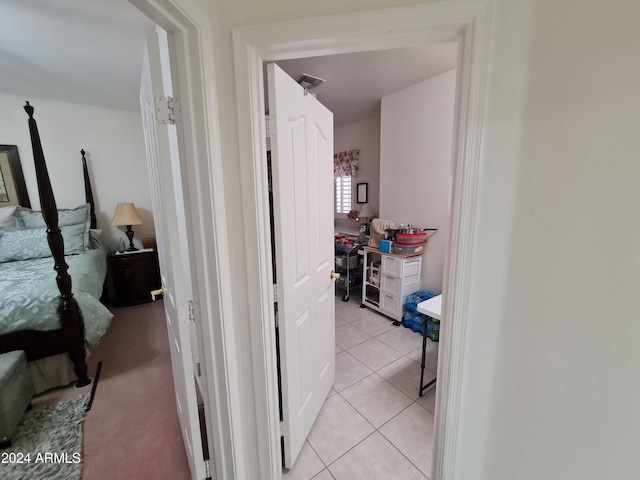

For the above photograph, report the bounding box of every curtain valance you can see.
[333,149,359,177]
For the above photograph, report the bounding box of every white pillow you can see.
[0,206,17,229]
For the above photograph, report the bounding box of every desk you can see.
[417,294,442,320]
[417,294,442,396]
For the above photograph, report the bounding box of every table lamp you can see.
[358,203,374,221]
[111,203,143,251]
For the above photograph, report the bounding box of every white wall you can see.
[379,70,455,293]
[0,94,154,250]
[334,115,381,233]
[465,1,640,479]
[186,0,640,478]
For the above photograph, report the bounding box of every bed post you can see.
[23,102,91,388]
[81,149,97,229]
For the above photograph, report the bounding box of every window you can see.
[335,176,352,214]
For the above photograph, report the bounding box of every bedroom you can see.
[0,2,196,479]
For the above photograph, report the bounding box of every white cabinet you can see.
[361,247,422,321]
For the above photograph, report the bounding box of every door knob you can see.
[150,288,165,301]
[330,271,341,281]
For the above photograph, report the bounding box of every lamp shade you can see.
[359,203,374,218]
[110,203,143,226]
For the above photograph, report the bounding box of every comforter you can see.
[0,241,112,346]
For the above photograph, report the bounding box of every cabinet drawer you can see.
[382,255,402,276]
[380,292,401,318]
[403,259,421,277]
[381,272,420,296]
[381,274,402,296]
[402,274,420,292]
[112,255,156,278]
[382,255,422,277]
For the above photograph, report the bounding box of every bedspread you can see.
[0,246,112,346]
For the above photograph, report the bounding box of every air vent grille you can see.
[295,73,326,89]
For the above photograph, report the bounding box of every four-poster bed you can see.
[0,103,112,390]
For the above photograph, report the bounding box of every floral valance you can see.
[334,149,359,177]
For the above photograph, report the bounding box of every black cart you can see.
[334,240,364,302]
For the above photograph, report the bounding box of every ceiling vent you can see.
[295,73,326,90]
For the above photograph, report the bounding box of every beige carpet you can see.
[32,300,191,480]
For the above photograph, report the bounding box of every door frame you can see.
[130,1,242,479]
[233,2,493,479]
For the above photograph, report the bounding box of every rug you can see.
[0,395,89,480]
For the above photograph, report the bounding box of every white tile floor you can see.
[283,290,439,480]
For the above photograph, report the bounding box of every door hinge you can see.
[266,114,276,139]
[198,458,212,480]
[280,421,284,436]
[178,300,196,324]
[273,284,279,322]
[204,459,211,479]
[196,359,201,377]
[155,96,182,125]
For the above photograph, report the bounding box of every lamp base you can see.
[126,226,138,252]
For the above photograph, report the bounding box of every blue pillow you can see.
[14,204,91,250]
[15,204,90,228]
[0,223,88,263]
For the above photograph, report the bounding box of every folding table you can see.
[417,294,442,397]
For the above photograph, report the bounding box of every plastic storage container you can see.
[335,255,358,268]
[394,241,427,255]
[395,232,427,244]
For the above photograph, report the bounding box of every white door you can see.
[267,63,336,468]
[140,27,208,480]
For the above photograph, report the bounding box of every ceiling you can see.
[273,44,457,127]
[0,0,153,110]
[0,1,457,124]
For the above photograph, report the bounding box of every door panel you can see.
[267,63,335,468]
[141,27,207,480]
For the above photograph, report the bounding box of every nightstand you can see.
[108,250,161,307]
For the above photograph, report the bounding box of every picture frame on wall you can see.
[0,145,31,207]
[356,182,368,204]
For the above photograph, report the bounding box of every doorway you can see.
[267,44,456,478]
[236,2,491,478]
[132,0,491,478]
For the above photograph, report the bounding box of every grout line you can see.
[305,439,328,470]
[324,301,436,478]
[322,427,379,469]
[346,347,405,373]
[378,425,433,480]
[376,398,416,430]
[335,378,429,457]
[313,468,337,480]
[375,401,435,478]
[329,391,431,480]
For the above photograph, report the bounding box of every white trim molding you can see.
[233,2,493,479]
[130,1,243,479]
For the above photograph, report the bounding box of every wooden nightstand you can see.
[108,250,161,307]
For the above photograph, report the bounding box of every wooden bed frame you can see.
[0,103,97,388]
